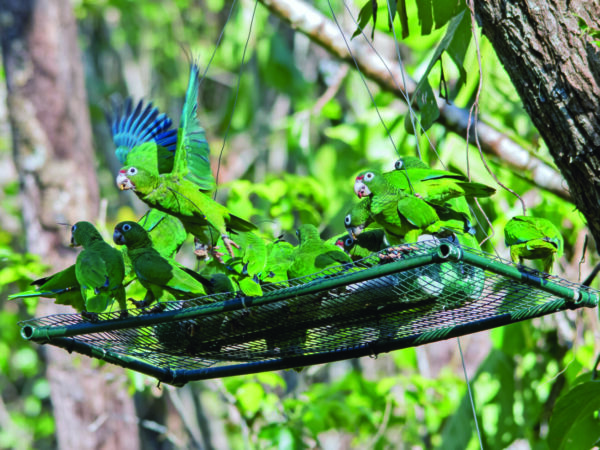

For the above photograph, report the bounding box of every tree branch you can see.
[257,0,570,200]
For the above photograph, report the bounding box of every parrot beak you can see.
[116,171,133,190]
[354,178,370,198]
[347,225,365,240]
[113,230,125,245]
[69,235,78,247]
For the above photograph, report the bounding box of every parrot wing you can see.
[171,63,215,192]
[108,97,177,167]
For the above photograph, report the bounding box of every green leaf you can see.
[416,0,433,35]
[414,79,439,130]
[432,0,462,29]
[352,0,376,39]
[548,381,600,450]
[410,9,468,128]
[445,9,471,93]
[395,0,409,39]
[236,382,265,417]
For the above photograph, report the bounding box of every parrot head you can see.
[116,166,156,192]
[394,156,428,170]
[354,171,379,198]
[113,221,152,248]
[70,221,103,248]
[335,235,355,254]
[295,224,320,245]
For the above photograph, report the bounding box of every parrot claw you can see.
[210,246,226,264]
[222,235,241,258]
[193,238,210,260]
[378,244,418,262]
[148,303,166,314]
[129,298,150,309]
[118,310,129,319]
[81,311,99,322]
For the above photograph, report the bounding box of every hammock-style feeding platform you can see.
[19,240,599,386]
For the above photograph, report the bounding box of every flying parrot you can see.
[113,221,213,308]
[71,221,127,316]
[504,215,564,273]
[114,63,255,261]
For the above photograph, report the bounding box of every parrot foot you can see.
[379,244,419,262]
[81,311,99,323]
[148,303,166,314]
[118,310,129,319]
[210,246,226,264]
[193,239,211,260]
[129,298,150,309]
[222,234,241,258]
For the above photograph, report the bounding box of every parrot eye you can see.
[364,172,375,182]
[71,225,76,232]
[122,224,131,232]
[394,160,403,170]
[295,229,300,236]
[345,237,354,246]
[127,167,138,175]
[344,214,352,226]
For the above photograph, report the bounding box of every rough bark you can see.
[257,0,570,200]
[473,0,600,245]
[0,0,140,448]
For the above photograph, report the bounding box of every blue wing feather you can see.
[108,98,175,164]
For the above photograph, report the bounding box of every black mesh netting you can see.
[19,240,599,383]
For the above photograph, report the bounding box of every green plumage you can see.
[8,264,85,312]
[332,229,387,261]
[71,221,126,314]
[113,221,210,307]
[355,169,442,244]
[287,224,352,280]
[116,64,256,261]
[504,215,564,273]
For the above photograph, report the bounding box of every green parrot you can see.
[115,63,255,261]
[287,224,353,280]
[8,264,85,312]
[504,215,564,273]
[332,228,388,261]
[70,221,127,316]
[113,221,212,308]
[353,169,444,244]
[344,198,375,240]
[259,238,296,285]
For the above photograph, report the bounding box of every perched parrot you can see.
[353,169,444,243]
[259,238,296,285]
[287,224,353,280]
[344,198,375,240]
[70,221,127,316]
[504,215,564,273]
[8,264,85,312]
[333,228,388,261]
[222,230,268,296]
[113,221,212,308]
[115,63,255,261]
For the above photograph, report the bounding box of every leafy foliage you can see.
[1,0,599,448]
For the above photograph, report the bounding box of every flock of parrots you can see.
[9,63,566,319]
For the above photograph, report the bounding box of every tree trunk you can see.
[0,1,140,448]
[474,0,600,246]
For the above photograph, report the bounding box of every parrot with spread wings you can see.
[114,63,256,262]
